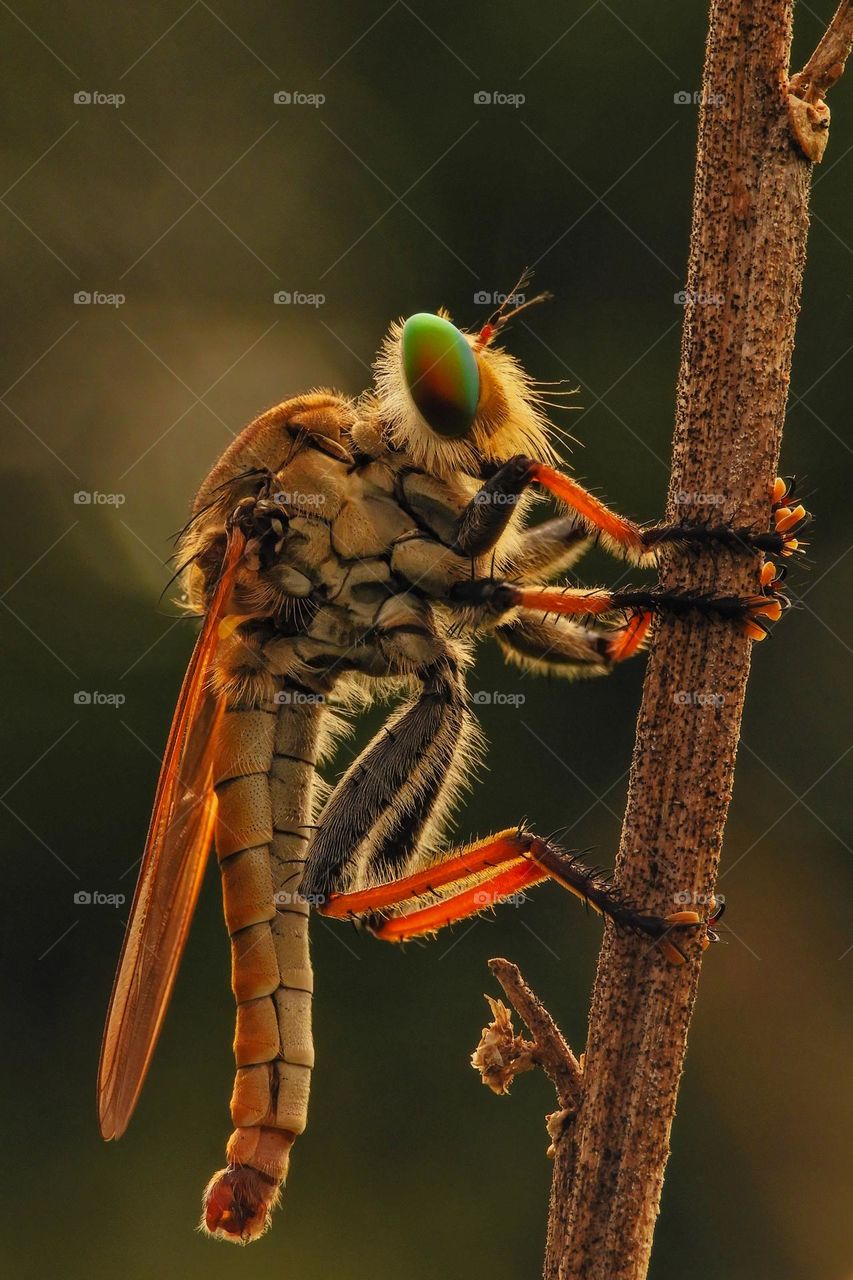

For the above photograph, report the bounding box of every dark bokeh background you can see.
[2,4,851,1277]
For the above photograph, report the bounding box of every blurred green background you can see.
[2,3,851,1277]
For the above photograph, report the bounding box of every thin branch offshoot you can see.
[472,958,583,1110]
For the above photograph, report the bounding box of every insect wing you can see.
[98,532,244,1139]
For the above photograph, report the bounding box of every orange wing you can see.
[98,530,245,1140]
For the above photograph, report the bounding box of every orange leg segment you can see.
[318,829,713,964]
[510,583,786,642]
[529,463,646,559]
[371,859,549,941]
[318,829,530,919]
[515,586,617,617]
[606,610,653,663]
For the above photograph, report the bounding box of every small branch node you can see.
[472,958,583,1110]
[787,93,832,162]
[788,0,853,161]
[546,1107,576,1158]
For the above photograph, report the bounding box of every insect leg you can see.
[494,608,653,677]
[459,462,809,564]
[390,515,593,604]
[642,476,809,558]
[300,656,472,902]
[318,828,536,918]
[499,514,591,580]
[451,455,648,562]
[323,829,711,964]
[448,570,788,641]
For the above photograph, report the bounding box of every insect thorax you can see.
[180,396,536,707]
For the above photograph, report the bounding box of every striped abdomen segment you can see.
[203,693,321,1243]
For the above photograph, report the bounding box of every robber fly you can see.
[98,288,805,1244]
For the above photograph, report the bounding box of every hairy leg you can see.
[300,655,477,901]
[499,515,591,580]
[448,565,788,640]
[452,457,808,565]
[319,827,717,965]
[452,455,648,561]
[495,608,652,677]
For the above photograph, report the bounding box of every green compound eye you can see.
[401,313,480,439]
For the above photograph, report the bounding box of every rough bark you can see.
[540,3,851,1278]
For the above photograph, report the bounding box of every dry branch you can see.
[541,5,853,1276]
[472,3,853,1279]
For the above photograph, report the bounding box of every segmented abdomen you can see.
[211,691,321,1198]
